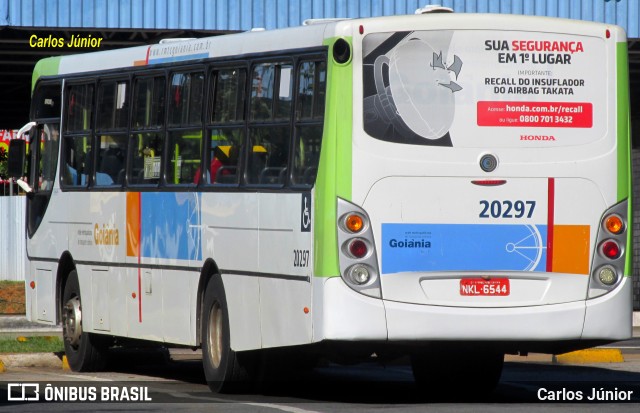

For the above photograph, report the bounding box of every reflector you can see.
[601,240,620,259]
[349,239,368,258]
[345,214,364,233]
[605,215,624,235]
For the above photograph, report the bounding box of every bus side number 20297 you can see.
[293,250,310,267]
[479,200,536,219]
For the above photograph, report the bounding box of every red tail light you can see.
[601,240,620,259]
[349,239,368,258]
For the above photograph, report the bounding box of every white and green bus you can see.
[9,11,632,394]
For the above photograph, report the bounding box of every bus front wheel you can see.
[201,275,253,393]
[61,270,108,371]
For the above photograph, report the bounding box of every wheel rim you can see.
[63,296,82,348]
[207,301,223,368]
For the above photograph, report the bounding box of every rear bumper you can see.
[314,276,632,344]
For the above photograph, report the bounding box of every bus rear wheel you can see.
[202,275,253,393]
[411,348,504,399]
[61,270,108,371]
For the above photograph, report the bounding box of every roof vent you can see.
[415,5,454,14]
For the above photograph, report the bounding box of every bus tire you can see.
[61,270,108,372]
[411,349,504,399]
[201,275,252,393]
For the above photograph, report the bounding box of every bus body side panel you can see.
[25,190,72,326]
[201,191,261,351]
[202,191,313,352]
[39,191,202,346]
[583,277,633,339]
[257,192,313,349]
[312,277,388,341]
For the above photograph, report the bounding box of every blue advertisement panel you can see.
[381,223,547,274]
[140,192,202,261]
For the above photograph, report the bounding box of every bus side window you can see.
[167,71,204,185]
[168,130,202,185]
[96,136,125,185]
[247,127,290,185]
[62,83,94,189]
[168,72,204,127]
[292,125,322,185]
[247,62,292,186]
[132,76,165,129]
[131,133,163,185]
[38,124,60,192]
[65,84,94,134]
[207,67,246,186]
[130,75,166,186]
[292,60,326,187]
[97,80,129,131]
[61,135,91,187]
[95,80,129,187]
[207,130,243,185]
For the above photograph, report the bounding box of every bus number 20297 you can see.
[479,200,536,219]
[293,250,310,267]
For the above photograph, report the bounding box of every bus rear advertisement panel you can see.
[362,29,607,147]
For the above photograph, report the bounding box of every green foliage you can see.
[0,146,7,178]
[0,336,64,354]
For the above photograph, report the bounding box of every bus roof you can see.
[32,12,624,86]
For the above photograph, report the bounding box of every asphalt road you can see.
[0,343,639,412]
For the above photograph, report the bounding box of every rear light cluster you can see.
[590,201,628,298]
[337,198,381,298]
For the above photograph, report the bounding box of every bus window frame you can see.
[289,56,327,189]
[46,47,327,195]
[60,79,96,191]
[245,58,295,189]
[93,75,131,190]
[204,62,250,188]
[29,78,65,186]
[165,65,206,188]
[128,71,167,190]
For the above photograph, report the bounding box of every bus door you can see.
[26,82,62,237]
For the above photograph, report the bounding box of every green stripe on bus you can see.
[314,36,353,278]
[617,41,632,276]
[32,57,61,92]
[616,41,630,202]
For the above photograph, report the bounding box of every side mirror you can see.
[7,139,26,179]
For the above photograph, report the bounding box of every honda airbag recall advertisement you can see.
[363,30,604,147]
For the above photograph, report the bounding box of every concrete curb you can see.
[0,352,64,369]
